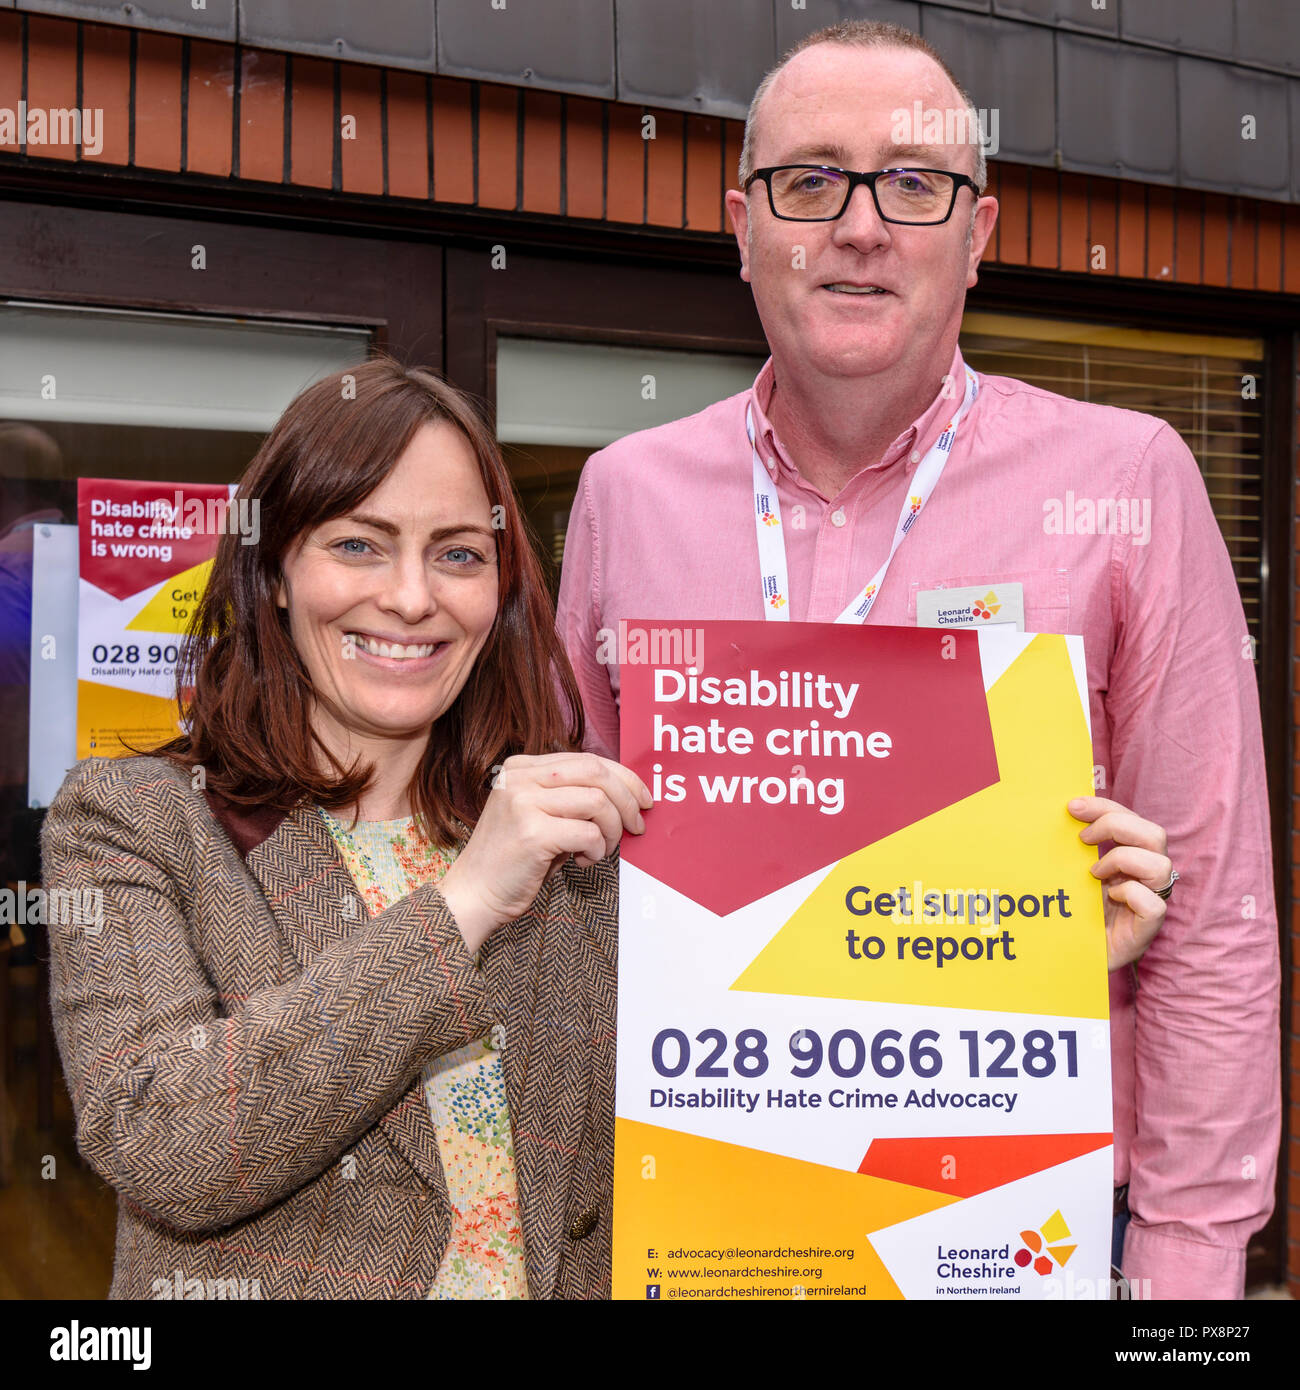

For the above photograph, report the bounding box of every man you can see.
[556,22,1279,1299]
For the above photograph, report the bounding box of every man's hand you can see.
[1067,796,1173,972]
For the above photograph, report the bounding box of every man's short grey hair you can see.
[738,20,988,194]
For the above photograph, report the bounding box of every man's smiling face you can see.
[727,43,998,392]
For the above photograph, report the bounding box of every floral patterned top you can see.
[317,806,529,1300]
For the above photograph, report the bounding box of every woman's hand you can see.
[1067,796,1173,972]
[439,752,652,952]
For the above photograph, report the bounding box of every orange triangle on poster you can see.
[857,1132,1111,1198]
[1048,1243,1078,1267]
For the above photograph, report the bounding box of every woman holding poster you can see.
[41,359,648,1300]
[40,359,1170,1302]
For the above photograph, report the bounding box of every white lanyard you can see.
[748,367,979,622]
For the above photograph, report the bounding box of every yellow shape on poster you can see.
[732,635,1108,1019]
[76,680,180,760]
[125,559,212,634]
[1040,1208,1071,1243]
[612,1118,959,1301]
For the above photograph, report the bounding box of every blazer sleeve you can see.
[41,757,497,1235]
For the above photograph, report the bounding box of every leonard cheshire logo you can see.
[1014,1209,1077,1276]
[971,589,1002,620]
[934,1209,1078,1294]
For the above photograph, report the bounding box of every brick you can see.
[186,40,235,178]
[1285,205,1300,296]
[289,55,334,190]
[25,15,78,162]
[684,114,722,234]
[1117,180,1145,278]
[646,109,684,229]
[477,82,517,211]
[1229,198,1259,292]
[1087,175,1118,277]
[431,76,473,205]
[1058,172,1089,274]
[1202,192,1232,287]
[1258,202,1283,294]
[237,47,285,184]
[0,13,19,158]
[385,69,428,202]
[606,101,644,225]
[521,88,562,217]
[134,31,183,173]
[995,163,1029,265]
[339,62,382,197]
[1174,189,1203,284]
[79,23,130,167]
[1146,185,1176,282]
[1028,168,1059,270]
[564,95,604,222]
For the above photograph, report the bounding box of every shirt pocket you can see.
[907,568,1072,634]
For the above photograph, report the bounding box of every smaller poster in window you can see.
[76,478,240,760]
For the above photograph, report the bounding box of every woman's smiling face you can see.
[276,418,500,752]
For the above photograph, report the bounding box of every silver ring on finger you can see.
[1154,869,1179,901]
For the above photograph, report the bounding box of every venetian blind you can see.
[960,311,1266,646]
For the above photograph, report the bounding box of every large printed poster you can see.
[77,478,242,758]
[614,620,1112,1301]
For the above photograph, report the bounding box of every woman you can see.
[43,359,648,1300]
[42,358,1173,1300]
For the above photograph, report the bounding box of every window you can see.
[959,311,1265,647]
[1,303,369,874]
[495,336,767,585]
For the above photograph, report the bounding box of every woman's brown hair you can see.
[151,356,583,841]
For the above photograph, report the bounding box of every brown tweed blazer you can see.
[41,753,618,1300]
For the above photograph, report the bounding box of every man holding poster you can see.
[557,21,1279,1300]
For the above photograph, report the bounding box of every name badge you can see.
[916,582,1025,631]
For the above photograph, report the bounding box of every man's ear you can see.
[966,195,999,289]
[725,188,753,284]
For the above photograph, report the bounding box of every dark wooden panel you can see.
[0,198,443,365]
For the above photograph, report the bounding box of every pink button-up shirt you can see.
[556,347,1281,1300]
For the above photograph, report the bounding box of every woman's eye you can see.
[443,547,483,565]
[334,538,374,556]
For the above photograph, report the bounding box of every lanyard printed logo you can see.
[747,368,979,624]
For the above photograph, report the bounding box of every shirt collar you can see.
[748,345,969,484]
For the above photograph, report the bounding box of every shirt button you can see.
[830,508,847,528]
[767,457,777,474]
[910,450,921,465]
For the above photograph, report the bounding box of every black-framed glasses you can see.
[744,165,979,225]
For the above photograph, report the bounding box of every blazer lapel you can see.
[234,799,449,1194]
